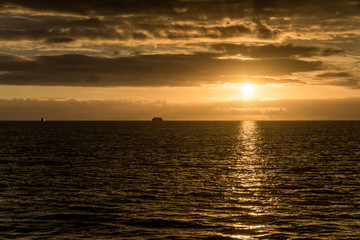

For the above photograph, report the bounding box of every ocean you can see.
[0,121,359,239]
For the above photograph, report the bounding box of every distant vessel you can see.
[41,117,46,122]
[152,117,163,121]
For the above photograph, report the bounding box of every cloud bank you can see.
[0,53,322,87]
[0,0,359,88]
[1,98,360,120]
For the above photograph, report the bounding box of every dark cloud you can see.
[138,23,253,40]
[45,37,74,43]
[0,21,124,42]
[211,43,344,58]
[327,79,360,89]
[222,76,304,85]
[255,21,279,39]
[0,0,175,16]
[315,72,359,88]
[0,0,358,90]
[0,53,322,87]
[1,97,360,120]
[0,0,358,44]
[0,15,258,42]
[0,52,24,63]
[2,0,360,18]
[316,72,352,78]
[0,13,278,43]
[0,29,50,41]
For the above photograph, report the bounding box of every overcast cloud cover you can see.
[0,0,360,119]
[0,0,359,88]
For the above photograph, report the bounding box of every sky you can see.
[1,0,360,120]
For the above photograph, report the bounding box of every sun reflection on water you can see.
[237,121,259,163]
[223,121,272,239]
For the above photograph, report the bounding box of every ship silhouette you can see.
[152,117,163,121]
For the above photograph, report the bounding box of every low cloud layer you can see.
[2,0,360,18]
[212,43,344,58]
[1,98,360,120]
[0,53,322,87]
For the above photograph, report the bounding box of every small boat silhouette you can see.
[152,117,163,121]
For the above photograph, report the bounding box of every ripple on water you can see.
[0,121,359,239]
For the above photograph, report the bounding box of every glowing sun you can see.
[242,85,255,97]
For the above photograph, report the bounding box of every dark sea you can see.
[0,121,359,239]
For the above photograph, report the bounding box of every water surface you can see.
[0,121,359,239]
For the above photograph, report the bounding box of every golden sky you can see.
[1,0,360,120]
